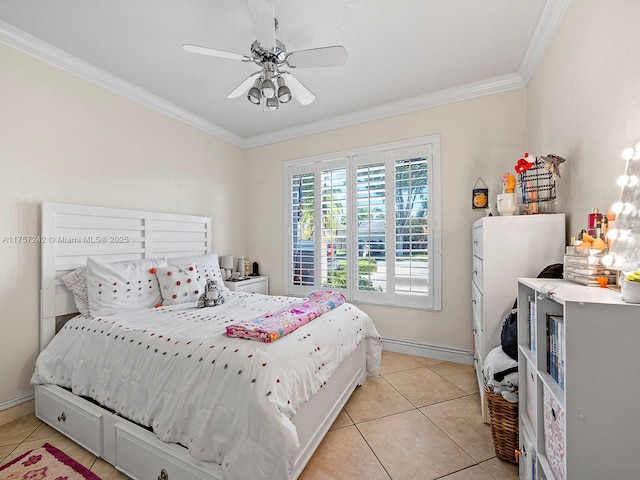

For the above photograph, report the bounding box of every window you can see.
[285,136,441,310]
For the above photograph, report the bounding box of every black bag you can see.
[500,300,519,360]
[537,263,563,279]
[500,263,563,360]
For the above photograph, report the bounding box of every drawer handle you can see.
[473,239,478,245]
[530,372,534,381]
[471,299,476,304]
[57,412,66,422]
[551,407,557,421]
[472,269,478,275]
[158,469,169,480]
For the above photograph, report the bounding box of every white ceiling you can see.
[0,0,568,148]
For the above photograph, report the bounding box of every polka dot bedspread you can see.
[32,291,382,480]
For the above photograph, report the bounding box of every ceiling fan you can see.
[183,0,347,110]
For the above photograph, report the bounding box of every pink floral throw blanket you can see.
[226,290,346,342]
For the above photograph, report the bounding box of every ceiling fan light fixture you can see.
[261,78,276,98]
[266,96,279,110]
[277,77,292,103]
[247,79,262,105]
[184,1,346,111]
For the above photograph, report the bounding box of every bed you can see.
[34,202,382,480]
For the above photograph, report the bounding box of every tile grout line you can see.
[376,360,494,477]
[415,396,504,480]
[352,418,395,480]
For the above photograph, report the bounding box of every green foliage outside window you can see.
[325,258,381,291]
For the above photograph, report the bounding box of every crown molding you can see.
[0,20,245,148]
[2,4,565,151]
[519,0,572,83]
[243,73,525,148]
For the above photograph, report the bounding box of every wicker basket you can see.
[485,387,519,464]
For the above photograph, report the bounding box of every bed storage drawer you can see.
[35,384,103,456]
[115,422,222,480]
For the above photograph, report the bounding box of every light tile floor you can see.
[0,352,519,480]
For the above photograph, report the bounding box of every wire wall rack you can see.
[519,159,556,208]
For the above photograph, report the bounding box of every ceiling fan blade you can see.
[247,0,276,51]
[227,71,261,98]
[286,46,348,68]
[282,72,315,105]
[183,44,249,61]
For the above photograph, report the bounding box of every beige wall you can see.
[245,89,528,350]
[6,0,636,409]
[0,43,246,405]
[527,0,640,237]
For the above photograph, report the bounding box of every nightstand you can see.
[224,275,269,295]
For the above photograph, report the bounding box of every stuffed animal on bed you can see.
[197,279,225,308]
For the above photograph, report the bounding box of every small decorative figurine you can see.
[540,154,566,179]
[502,173,516,194]
[197,279,225,308]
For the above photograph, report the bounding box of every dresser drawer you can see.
[472,255,483,292]
[471,282,483,336]
[236,279,268,294]
[224,276,268,294]
[472,225,484,258]
[115,423,218,480]
[35,385,104,456]
[472,327,482,368]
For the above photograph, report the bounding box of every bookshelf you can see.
[517,278,640,480]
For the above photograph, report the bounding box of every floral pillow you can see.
[86,257,167,316]
[61,267,90,318]
[167,253,229,293]
[155,263,204,305]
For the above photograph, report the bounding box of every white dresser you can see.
[472,214,565,422]
[224,275,269,294]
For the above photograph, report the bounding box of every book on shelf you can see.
[546,314,565,389]
[532,451,537,480]
[528,295,536,354]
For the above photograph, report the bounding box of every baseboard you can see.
[381,336,474,365]
[0,393,35,426]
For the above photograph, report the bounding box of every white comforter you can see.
[32,291,381,480]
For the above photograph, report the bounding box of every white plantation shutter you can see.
[285,136,441,310]
[394,151,430,301]
[320,167,348,290]
[356,161,387,293]
[290,171,315,292]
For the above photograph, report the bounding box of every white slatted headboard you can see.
[40,202,212,350]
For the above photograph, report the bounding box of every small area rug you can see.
[0,442,101,480]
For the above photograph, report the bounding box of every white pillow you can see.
[86,257,167,316]
[61,267,90,318]
[156,263,204,305]
[167,253,229,293]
